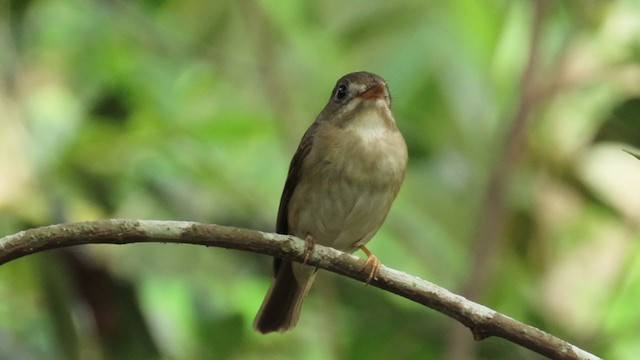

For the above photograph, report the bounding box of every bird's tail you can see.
[253,261,316,333]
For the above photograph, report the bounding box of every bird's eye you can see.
[334,84,348,101]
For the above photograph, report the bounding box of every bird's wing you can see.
[275,122,317,234]
[273,122,318,274]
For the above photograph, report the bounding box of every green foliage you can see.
[1,0,640,359]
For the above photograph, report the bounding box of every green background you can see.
[1,0,639,359]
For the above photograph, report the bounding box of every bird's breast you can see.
[325,106,407,187]
[287,105,407,251]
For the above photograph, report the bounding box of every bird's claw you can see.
[303,235,316,264]
[358,245,380,285]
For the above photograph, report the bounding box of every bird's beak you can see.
[358,82,386,100]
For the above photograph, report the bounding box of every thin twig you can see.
[0,220,600,360]
[464,0,548,304]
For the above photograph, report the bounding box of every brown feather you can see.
[254,71,407,334]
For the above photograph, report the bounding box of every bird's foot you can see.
[359,245,381,284]
[302,235,316,264]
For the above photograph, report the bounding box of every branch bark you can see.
[0,220,600,360]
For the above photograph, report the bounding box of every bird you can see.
[253,71,408,334]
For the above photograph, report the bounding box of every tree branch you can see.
[0,220,600,360]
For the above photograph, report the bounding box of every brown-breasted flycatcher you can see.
[254,72,407,333]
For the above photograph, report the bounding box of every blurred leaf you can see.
[595,97,640,148]
[624,149,640,161]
